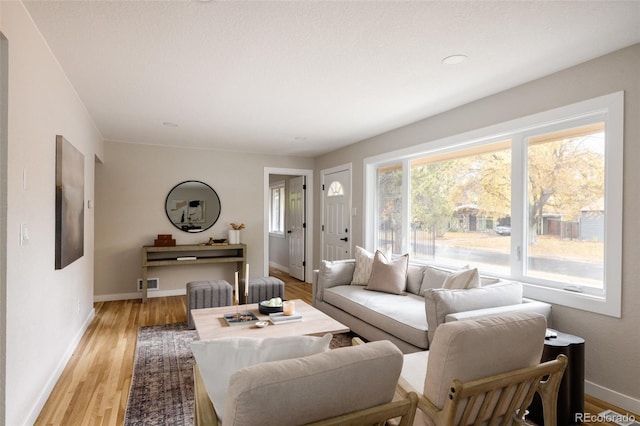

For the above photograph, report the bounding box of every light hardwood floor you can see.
[35,271,636,425]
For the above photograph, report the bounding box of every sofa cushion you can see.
[365,251,409,295]
[406,264,425,295]
[424,282,523,344]
[441,267,480,289]
[424,312,546,409]
[191,334,332,419]
[419,266,452,295]
[351,246,375,285]
[224,341,403,425]
[324,285,429,349]
[317,259,356,294]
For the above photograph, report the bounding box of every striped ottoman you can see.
[186,280,233,329]
[245,276,285,304]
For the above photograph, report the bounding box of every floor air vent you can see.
[137,278,159,292]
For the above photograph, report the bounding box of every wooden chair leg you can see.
[193,364,219,426]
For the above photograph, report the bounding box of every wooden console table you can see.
[141,244,247,303]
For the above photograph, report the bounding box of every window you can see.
[365,92,623,317]
[327,180,345,197]
[269,182,285,236]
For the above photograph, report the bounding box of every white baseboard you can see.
[586,380,640,414]
[269,261,289,274]
[25,307,95,425]
[94,288,186,302]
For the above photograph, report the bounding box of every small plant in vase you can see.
[228,223,245,244]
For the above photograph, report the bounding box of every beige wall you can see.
[1,2,104,424]
[315,44,640,410]
[4,0,638,419]
[95,141,313,299]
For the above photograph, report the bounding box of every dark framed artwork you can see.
[55,135,84,269]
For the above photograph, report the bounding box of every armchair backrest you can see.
[424,312,546,410]
[223,340,403,426]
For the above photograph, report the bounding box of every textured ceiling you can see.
[23,1,640,157]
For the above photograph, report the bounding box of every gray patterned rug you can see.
[125,322,197,426]
[124,322,357,425]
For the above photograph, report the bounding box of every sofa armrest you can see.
[312,260,356,305]
[312,269,321,305]
[445,300,552,323]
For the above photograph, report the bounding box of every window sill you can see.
[523,282,620,318]
[269,232,285,239]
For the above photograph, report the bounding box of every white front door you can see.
[322,168,351,261]
[288,176,305,281]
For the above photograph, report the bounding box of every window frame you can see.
[269,181,286,238]
[364,92,623,317]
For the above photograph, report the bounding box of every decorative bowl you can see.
[259,300,284,314]
[255,321,269,328]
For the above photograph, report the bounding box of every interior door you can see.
[322,168,351,261]
[288,176,305,281]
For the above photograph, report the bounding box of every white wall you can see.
[0,2,103,424]
[315,44,640,411]
[95,141,313,300]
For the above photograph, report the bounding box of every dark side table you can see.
[529,329,585,425]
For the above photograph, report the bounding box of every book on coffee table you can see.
[269,312,302,324]
[223,311,259,326]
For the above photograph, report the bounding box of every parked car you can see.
[495,225,511,236]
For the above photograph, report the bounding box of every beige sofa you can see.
[312,259,552,353]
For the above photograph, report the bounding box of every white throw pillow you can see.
[351,246,375,285]
[191,334,332,419]
[441,267,480,289]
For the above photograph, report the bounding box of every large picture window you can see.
[364,92,623,317]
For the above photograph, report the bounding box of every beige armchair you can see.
[194,339,418,426]
[394,312,567,425]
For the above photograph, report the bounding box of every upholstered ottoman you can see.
[245,276,285,304]
[186,280,233,329]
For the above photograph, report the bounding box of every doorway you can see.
[264,168,313,283]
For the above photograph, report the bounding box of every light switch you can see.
[20,224,29,246]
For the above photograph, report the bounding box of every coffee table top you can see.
[191,299,350,340]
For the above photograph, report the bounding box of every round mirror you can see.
[165,180,221,233]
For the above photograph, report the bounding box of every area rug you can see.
[124,322,358,425]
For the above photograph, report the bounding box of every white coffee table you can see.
[191,299,350,340]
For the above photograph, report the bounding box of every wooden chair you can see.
[194,339,418,426]
[393,312,567,426]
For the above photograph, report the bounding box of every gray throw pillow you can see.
[365,251,409,295]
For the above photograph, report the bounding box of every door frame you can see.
[320,163,352,261]
[264,167,313,282]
